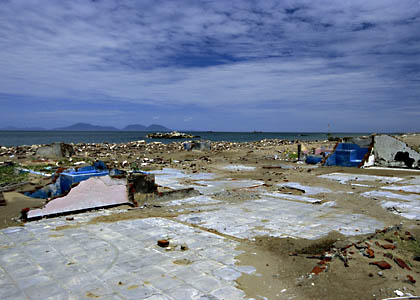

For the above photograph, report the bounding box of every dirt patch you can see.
[0,192,45,229]
[236,228,420,300]
[173,258,192,265]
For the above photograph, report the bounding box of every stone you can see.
[369,261,392,270]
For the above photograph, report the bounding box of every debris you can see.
[180,243,189,251]
[364,248,375,258]
[183,141,211,151]
[324,142,370,167]
[406,275,416,284]
[372,135,420,169]
[157,239,170,248]
[147,131,197,139]
[369,261,392,270]
[394,257,412,270]
[26,176,130,219]
[310,265,325,275]
[36,142,75,158]
[381,244,396,250]
[0,192,5,206]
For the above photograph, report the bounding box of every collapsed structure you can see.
[21,161,157,220]
[305,134,420,169]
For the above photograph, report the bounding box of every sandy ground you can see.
[1,136,420,299]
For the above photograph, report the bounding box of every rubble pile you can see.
[146,131,197,139]
[0,139,323,160]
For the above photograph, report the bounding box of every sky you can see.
[1,0,420,132]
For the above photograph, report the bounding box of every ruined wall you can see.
[35,142,74,158]
[373,135,420,168]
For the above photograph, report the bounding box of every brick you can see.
[364,248,375,259]
[369,261,392,270]
[157,240,170,248]
[406,275,416,284]
[311,265,325,275]
[394,257,411,270]
[381,244,396,250]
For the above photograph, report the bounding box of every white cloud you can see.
[0,0,419,130]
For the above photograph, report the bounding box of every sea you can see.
[0,131,373,147]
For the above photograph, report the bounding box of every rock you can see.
[180,243,189,251]
[369,261,392,270]
[394,257,411,270]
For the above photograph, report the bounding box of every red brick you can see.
[381,244,396,250]
[364,248,375,258]
[311,265,325,275]
[369,261,392,270]
[406,275,416,284]
[394,257,411,270]
[157,239,170,248]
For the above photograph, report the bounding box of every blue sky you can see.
[1,0,420,132]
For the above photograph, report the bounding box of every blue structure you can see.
[324,143,369,167]
[24,161,150,199]
[59,166,109,195]
[25,161,109,199]
[305,156,324,164]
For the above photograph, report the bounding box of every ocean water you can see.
[0,131,371,147]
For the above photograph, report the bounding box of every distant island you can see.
[0,123,171,132]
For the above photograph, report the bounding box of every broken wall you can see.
[373,135,420,168]
[35,143,75,158]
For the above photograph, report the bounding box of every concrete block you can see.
[374,135,420,168]
[35,143,75,158]
[127,173,157,205]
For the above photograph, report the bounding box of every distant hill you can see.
[0,126,46,131]
[122,124,148,131]
[1,123,171,131]
[123,124,170,131]
[53,123,119,131]
[147,124,170,131]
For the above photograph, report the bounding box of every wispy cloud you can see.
[0,0,419,131]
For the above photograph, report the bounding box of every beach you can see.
[0,134,419,299]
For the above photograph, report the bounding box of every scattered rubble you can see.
[147,131,198,139]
